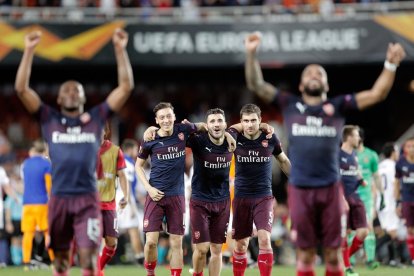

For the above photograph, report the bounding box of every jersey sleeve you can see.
[226,128,238,140]
[271,91,295,112]
[186,133,200,150]
[137,141,151,160]
[271,134,283,156]
[34,104,53,125]
[117,148,127,171]
[89,102,114,124]
[332,94,358,115]
[180,123,197,136]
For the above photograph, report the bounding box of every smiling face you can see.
[155,107,176,134]
[206,113,226,141]
[57,80,86,114]
[299,64,329,97]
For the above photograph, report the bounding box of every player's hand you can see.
[148,187,164,202]
[225,132,236,152]
[343,196,350,212]
[358,179,367,187]
[386,43,406,66]
[143,126,158,142]
[182,119,192,125]
[379,193,386,211]
[245,32,262,54]
[113,28,129,49]
[119,197,128,209]
[260,123,274,139]
[25,31,42,50]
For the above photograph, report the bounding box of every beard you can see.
[304,86,324,97]
[62,106,79,112]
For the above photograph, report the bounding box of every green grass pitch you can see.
[1,265,413,276]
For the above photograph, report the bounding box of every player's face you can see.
[155,108,176,133]
[241,113,261,136]
[57,81,85,112]
[348,129,360,149]
[299,64,329,97]
[207,113,227,140]
[405,140,414,158]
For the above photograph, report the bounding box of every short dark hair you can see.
[205,108,225,121]
[121,139,138,152]
[342,125,359,142]
[153,102,174,115]
[240,104,261,119]
[382,142,396,158]
[32,138,47,153]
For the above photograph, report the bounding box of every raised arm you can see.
[245,32,278,104]
[355,43,406,110]
[15,31,42,114]
[106,28,134,112]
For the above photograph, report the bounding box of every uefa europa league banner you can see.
[0,14,413,66]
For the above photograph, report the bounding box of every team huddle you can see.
[12,26,411,276]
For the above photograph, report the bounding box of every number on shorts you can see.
[114,218,119,233]
[87,218,100,243]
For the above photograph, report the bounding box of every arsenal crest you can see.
[178,132,184,141]
[80,112,91,124]
[143,219,149,228]
[194,231,200,240]
[262,140,269,148]
[322,103,335,116]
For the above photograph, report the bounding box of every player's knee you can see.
[297,249,316,264]
[356,228,369,240]
[209,245,222,257]
[54,259,69,272]
[235,242,248,253]
[195,244,210,256]
[258,236,271,249]
[324,249,341,265]
[146,240,158,251]
[105,238,117,248]
[169,235,183,248]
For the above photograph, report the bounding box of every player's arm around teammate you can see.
[228,104,290,276]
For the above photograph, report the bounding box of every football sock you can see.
[232,250,247,276]
[257,248,273,276]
